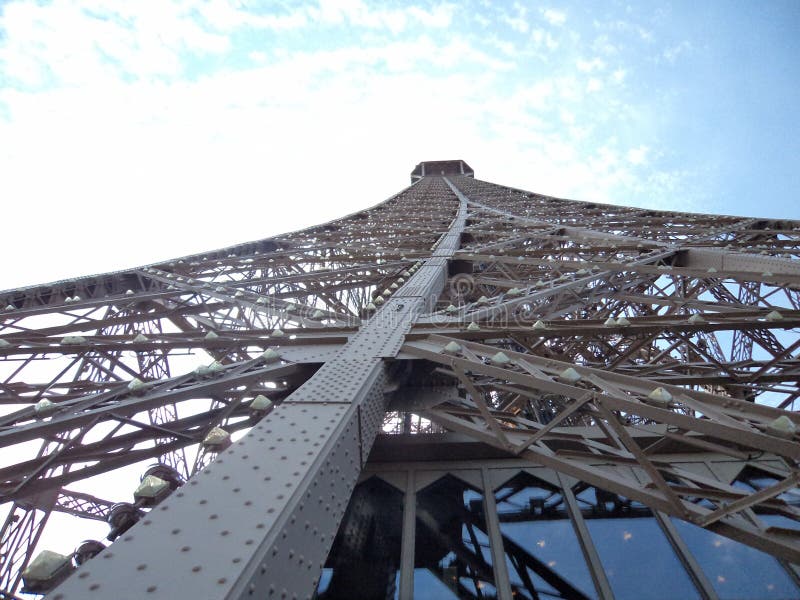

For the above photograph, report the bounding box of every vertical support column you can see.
[557,474,615,600]
[480,467,514,600]
[653,512,719,600]
[399,469,415,600]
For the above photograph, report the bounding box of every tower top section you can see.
[410,159,474,183]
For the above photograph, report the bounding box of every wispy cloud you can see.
[662,40,692,64]
[541,8,567,26]
[576,57,606,72]
[0,0,749,288]
[627,145,649,165]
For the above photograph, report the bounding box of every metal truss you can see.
[0,163,797,598]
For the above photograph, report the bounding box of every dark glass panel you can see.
[495,473,596,599]
[314,477,402,600]
[414,475,498,599]
[574,484,699,600]
[670,518,798,600]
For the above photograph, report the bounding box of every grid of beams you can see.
[0,165,798,599]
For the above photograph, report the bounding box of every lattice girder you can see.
[0,169,797,598]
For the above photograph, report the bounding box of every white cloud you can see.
[611,68,626,83]
[504,15,529,33]
[627,145,649,165]
[586,78,603,92]
[541,8,567,26]
[576,57,605,72]
[531,28,559,51]
[662,40,692,64]
[0,0,692,291]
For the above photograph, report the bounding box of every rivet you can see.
[137,564,147,571]
[192,565,202,572]
[89,583,100,590]
[146,586,157,593]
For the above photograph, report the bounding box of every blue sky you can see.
[0,0,798,289]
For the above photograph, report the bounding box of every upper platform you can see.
[410,159,474,183]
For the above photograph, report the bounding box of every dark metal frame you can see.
[0,164,796,598]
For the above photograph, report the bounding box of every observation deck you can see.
[410,159,474,183]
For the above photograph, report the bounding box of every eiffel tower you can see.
[2,160,800,599]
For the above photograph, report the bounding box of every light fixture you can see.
[767,415,796,439]
[203,427,232,450]
[133,475,171,507]
[443,341,462,355]
[559,367,581,383]
[127,378,147,394]
[251,394,272,412]
[21,550,74,593]
[647,387,672,407]
[33,399,57,418]
[261,349,280,363]
[491,352,512,366]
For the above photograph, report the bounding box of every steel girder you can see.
[0,168,797,598]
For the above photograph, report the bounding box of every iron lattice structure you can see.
[1,160,799,599]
